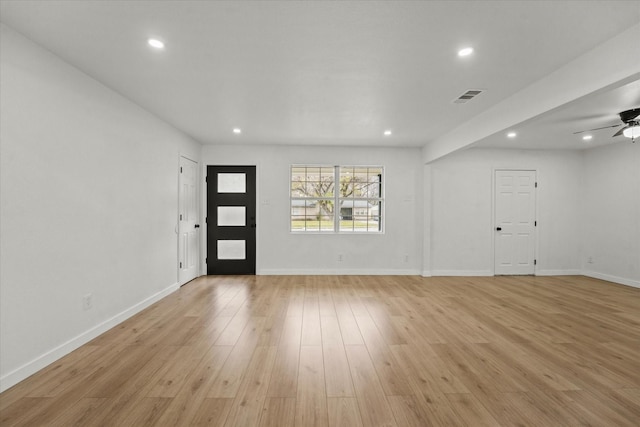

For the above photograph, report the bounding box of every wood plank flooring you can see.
[1,275,639,426]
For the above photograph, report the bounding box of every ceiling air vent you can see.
[453,89,484,104]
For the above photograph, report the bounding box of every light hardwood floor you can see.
[1,275,639,426]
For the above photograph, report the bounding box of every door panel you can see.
[178,156,199,284]
[207,166,256,275]
[494,170,536,275]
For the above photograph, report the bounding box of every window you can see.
[290,165,383,233]
[338,166,383,232]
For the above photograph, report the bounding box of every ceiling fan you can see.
[573,107,640,142]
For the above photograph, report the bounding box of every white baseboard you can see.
[582,270,640,289]
[257,268,638,289]
[0,282,179,393]
[430,270,493,277]
[536,269,582,276]
[258,268,422,276]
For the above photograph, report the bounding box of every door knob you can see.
[496,227,502,231]
[195,224,200,228]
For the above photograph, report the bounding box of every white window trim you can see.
[290,164,385,234]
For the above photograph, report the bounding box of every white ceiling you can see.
[1,1,639,150]
[473,79,640,150]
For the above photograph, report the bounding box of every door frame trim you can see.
[202,163,259,276]
[492,168,538,276]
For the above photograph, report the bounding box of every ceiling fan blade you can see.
[572,124,620,135]
[619,108,640,123]
[612,125,629,137]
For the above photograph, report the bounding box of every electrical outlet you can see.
[587,257,594,264]
[338,254,344,262]
[82,294,93,311]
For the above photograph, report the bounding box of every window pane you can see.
[353,168,368,197]
[319,214,335,231]
[368,168,383,181]
[369,201,382,231]
[321,167,334,181]
[369,200,381,218]
[291,166,306,180]
[218,173,246,193]
[217,206,246,226]
[316,199,334,217]
[306,167,320,182]
[291,212,306,230]
[302,216,317,231]
[318,177,335,197]
[291,166,334,198]
[353,215,369,232]
[339,167,355,198]
[338,199,381,232]
[339,219,354,232]
[217,240,246,259]
[290,199,334,232]
[362,183,381,198]
[305,199,319,231]
[291,181,305,197]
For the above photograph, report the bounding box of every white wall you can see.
[0,24,201,391]
[201,144,423,275]
[425,148,583,276]
[582,142,640,287]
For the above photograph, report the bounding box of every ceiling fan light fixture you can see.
[622,125,640,139]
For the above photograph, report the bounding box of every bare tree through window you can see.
[291,166,383,232]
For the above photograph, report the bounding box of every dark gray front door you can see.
[207,166,256,275]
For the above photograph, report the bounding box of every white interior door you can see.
[494,170,536,275]
[179,156,199,284]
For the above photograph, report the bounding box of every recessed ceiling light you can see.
[384,130,392,136]
[507,132,517,138]
[148,38,165,49]
[582,135,593,141]
[233,128,242,134]
[458,47,474,57]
